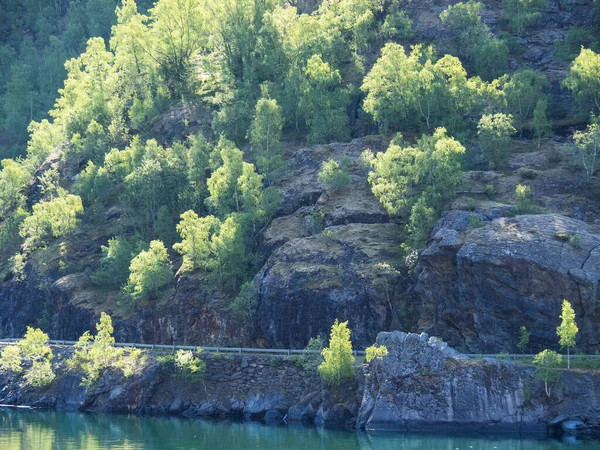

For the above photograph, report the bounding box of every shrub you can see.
[515,184,539,214]
[18,327,55,387]
[24,361,55,387]
[303,336,324,369]
[92,237,135,289]
[67,312,126,386]
[478,113,516,169]
[159,349,206,382]
[440,1,508,80]
[365,344,389,363]
[502,0,546,35]
[0,345,23,373]
[228,281,258,325]
[563,48,600,116]
[318,158,351,192]
[124,240,173,301]
[19,194,84,250]
[119,348,146,378]
[517,326,530,353]
[569,233,582,249]
[318,320,355,386]
[368,128,465,248]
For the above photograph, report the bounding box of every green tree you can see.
[440,0,508,80]
[318,158,351,192]
[362,44,478,133]
[557,299,578,369]
[477,113,516,168]
[440,1,488,56]
[367,129,465,247]
[0,345,23,373]
[173,211,220,273]
[19,327,55,387]
[532,99,552,148]
[504,69,548,133]
[564,48,600,116]
[149,0,209,98]
[517,325,530,353]
[0,159,28,210]
[19,194,84,249]
[248,93,284,177]
[573,118,600,178]
[318,319,355,386]
[125,240,173,300]
[68,312,124,386]
[533,349,561,397]
[211,213,250,290]
[205,138,245,216]
[205,137,276,230]
[299,54,350,144]
[92,237,135,289]
[502,0,547,34]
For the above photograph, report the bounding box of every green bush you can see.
[318,158,351,192]
[563,48,600,116]
[478,113,516,169]
[365,344,388,363]
[318,320,355,386]
[303,336,324,369]
[368,128,465,248]
[0,345,23,373]
[19,194,84,250]
[228,281,258,325]
[158,349,206,382]
[124,240,173,301]
[515,184,539,214]
[67,312,126,386]
[92,237,135,289]
[18,327,55,387]
[502,0,546,34]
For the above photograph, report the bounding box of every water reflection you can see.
[0,408,595,450]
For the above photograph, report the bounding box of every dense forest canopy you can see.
[0,0,599,322]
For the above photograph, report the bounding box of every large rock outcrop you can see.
[256,223,406,349]
[358,331,600,435]
[416,213,600,353]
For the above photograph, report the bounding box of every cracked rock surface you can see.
[417,214,600,353]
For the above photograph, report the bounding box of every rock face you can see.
[416,213,600,353]
[256,223,406,349]
[3,334,600,436]
[358,331,600,435]
[0,352,321,423]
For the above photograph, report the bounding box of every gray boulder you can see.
[417,214,600,352]
[357,331,545,433]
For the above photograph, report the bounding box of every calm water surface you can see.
[0,408,597,450]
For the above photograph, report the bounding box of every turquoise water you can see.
[0,408,597,450]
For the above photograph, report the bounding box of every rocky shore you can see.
[1,332,599,438]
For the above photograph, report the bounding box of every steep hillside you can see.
[1,0,600,354]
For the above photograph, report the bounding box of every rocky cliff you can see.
[417,213,600,353]
[358,332,600,436]
[1,0,599,353]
